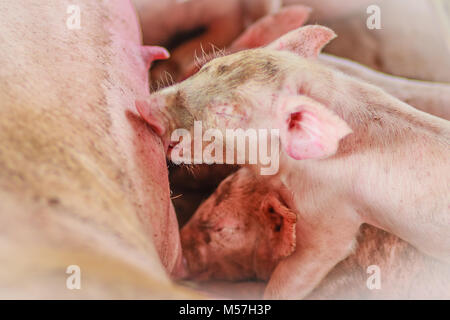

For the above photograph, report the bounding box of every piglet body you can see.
[137,25,450,299]
[181,168,450,299]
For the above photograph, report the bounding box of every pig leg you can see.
[265,246,351,299]
[264,203,361,299]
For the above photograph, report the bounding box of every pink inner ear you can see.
[141,46,170,69]
[285,110,326,160]
[280,96,352,160]
[288,112,303,129]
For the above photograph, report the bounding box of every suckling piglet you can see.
[181,167,450,299]
[136,25,450,299]
[181,167,296,282]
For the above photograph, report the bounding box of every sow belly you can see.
[0,0,193,298]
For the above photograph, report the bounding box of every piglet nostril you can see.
[135,100,166,136]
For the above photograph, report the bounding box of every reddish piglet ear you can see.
[261,192,297,260]
[278,95,352,160]
[141,46,170,69]
[229,5,312,51]
[267,25,336,58]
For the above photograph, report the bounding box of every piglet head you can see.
[180,168,297,281]
[137,25,351,164]
[135,87,193,154]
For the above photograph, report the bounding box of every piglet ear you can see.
[267,25,336,58]
[278,95,352,160]
[141,46,170,69]
[229,5,312,51]
[261,192,297,260]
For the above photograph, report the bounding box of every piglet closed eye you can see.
[180,168,297,282]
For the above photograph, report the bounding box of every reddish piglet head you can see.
[137,25,352,165]
[180,168,297,281]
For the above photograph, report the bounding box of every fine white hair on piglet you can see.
[194,43,227,71]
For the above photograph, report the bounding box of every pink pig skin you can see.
[180,5,450,121]
[0,0,198,298]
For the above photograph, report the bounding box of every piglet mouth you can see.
[166,140,180,154]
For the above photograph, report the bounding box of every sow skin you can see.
[0,0,199,299]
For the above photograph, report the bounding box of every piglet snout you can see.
[135,98,167,136]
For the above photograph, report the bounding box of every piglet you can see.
[181,168,450,299]
[137,25,450,299]
[181,167,296,281]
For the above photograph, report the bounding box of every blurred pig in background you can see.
[133,0,282,85]
[135,0,450,84]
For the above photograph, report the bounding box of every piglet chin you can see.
[170,255,189,280]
